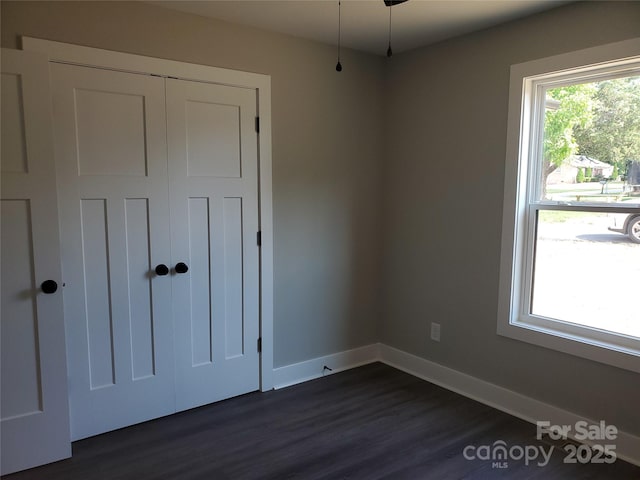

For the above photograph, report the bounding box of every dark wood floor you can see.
[6,363,639,479]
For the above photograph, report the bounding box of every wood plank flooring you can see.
[6,363,639,479]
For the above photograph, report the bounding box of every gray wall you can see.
[1,1,386,368]
[381,1,640,435]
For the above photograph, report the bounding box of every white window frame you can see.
[497,38,640,373]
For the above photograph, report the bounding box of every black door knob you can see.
[41,280,58,294]
[175,262,189,274]
[155,264,169,276]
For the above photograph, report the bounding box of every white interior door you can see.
[166,78,261,411]
[1,49,71,475]
[50,63,175,440]
[48,61,262,439]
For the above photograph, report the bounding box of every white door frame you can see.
[22,37,275,392]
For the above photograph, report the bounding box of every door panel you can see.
[51,63,175,440]
[80,198,115,389]
[185,101,242,177]
[2,199,42,416]
[1,72,28,174]
[187,197,213,366]
[221,197,245,359]
[74,88,148,176]
[1,48,71,476]
[124,198,157,380]
[166,79,260,412]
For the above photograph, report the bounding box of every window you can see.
[498,38,640,372]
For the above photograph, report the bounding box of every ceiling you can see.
[150,0,572,56]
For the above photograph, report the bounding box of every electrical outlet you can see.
[430,322,441,342]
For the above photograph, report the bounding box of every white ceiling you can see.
[150,0,572,56]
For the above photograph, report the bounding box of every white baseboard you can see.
[272,344,379,389]
[378,344,640,467]
[272,343,639,466]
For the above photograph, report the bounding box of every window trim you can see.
[497,38,640,373]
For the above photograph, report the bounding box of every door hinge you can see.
[257,231,262,246]
[257,337,262,353]
[255,116,260,133]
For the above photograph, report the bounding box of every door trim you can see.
[22,37,274,392]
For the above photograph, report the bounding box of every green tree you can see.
[574,77,640,177]
[576,167,585,183]
[543,84,596,198]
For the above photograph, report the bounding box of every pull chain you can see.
[336,1,343,72]
[387,2,393,57]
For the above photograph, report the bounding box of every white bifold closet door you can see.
[51,63,260,440]
[1,49,71,475]
[51,64,175,440]
[166,79,260,412]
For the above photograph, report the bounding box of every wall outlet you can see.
[430,322,441,342]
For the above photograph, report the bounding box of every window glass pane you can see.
[531,210,640,338]
[541,76,640,205]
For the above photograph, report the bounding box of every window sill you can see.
[497,319,640,373]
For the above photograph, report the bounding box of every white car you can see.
[609,214,640,244]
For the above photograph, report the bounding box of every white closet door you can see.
[166,79,260,411]
[1,49,71,475]
[50,63,175,439]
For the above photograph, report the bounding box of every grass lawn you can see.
[546,181,625,195]
[538,210,609,223]
[545,181,639,205]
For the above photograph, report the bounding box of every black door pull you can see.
[41,280,58,294]
[155,264,169,276]
[175,262,189,274]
